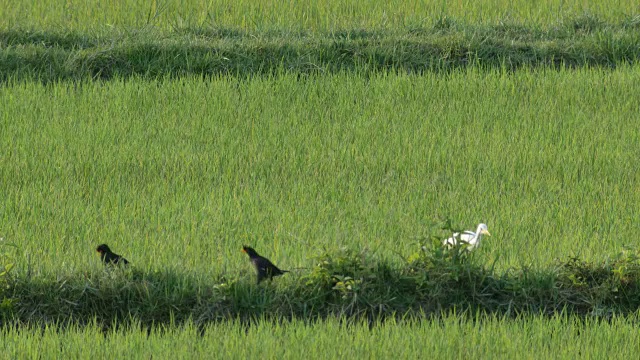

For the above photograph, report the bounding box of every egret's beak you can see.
[482,230,491,236]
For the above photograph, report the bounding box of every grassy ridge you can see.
[4,245,640,327]
[2,16,640,82]
[2,0,637,31]
[3,315,640,359]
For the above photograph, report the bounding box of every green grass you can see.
[2,16,639,82]
[1,0,638,31]
[1,67,640,327]
[5,243,640,327]
[2,315,640,359]
[3,0,640,355]
[2,67,638,275]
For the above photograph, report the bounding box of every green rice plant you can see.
[1,0,639,350]
[1,67,639,276]
[0,0,637,32]
[1,66,640,325]
[2,314,640,359]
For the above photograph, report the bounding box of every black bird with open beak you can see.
[242,245,288,284]
[96,244,129,266]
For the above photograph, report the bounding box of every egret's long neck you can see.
[473,225,484,243]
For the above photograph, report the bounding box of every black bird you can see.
[96,244,129,266]
[242,245,289,284]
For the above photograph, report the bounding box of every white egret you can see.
[443,223,491,251]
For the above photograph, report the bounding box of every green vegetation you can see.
[0,242,15,320]
[2,0,637,31]
[2,15,640,82]
[6,244,640,328]
[2,69,639,274]
[1,68,639,327]
[2,0,639,81]
[3,315,640,359]
[2,0,640,356]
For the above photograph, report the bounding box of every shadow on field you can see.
[3,242,640,331]
[2,14,639,83]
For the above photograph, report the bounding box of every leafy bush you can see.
[0,239,16,320]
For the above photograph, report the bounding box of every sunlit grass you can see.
[1,66,638,280]
[2,0,639,354]
[1,0,637,32]
[2,315,639,359]
[2,23,640,355]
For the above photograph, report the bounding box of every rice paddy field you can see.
[3,316,640,359]
[1,0,640,358]
[1,0,638,31]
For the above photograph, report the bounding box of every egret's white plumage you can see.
[443,223,491,251]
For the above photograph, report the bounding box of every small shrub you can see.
[0,240,16,319]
